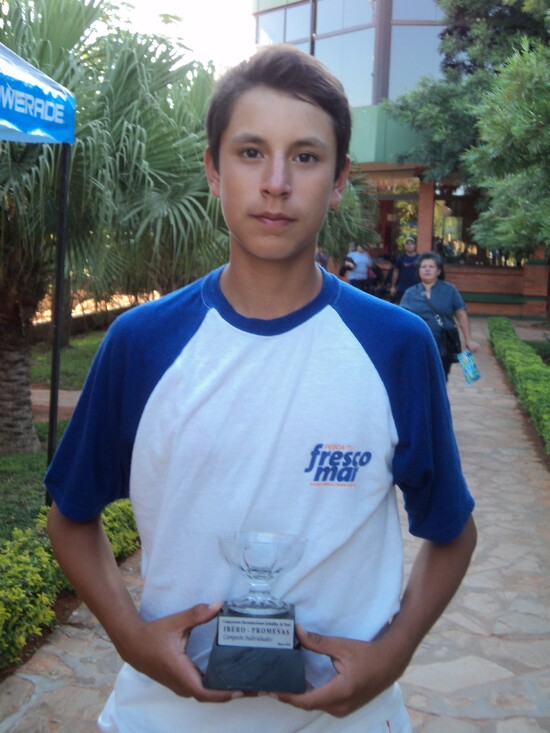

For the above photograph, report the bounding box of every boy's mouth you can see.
[254,211,295,227]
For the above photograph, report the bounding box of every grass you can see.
[1,330,104,544]
[31,330,105,389]
[0,422,69,544]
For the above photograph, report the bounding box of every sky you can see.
[126,0,257,73]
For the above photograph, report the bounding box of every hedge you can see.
[488,317,550,455]
[0,499,139,669]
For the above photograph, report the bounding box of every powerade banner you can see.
[0,42,75,144]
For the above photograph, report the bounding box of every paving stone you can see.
[0,676,34,723]
[404,655,515,694]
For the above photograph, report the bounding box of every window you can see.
[388,25,442,99]
[257,8,284,44]
[257,3,310,45]
[316,0,373,35]
[286,2,310,43]
[316,28,374,107]
[392,0,444,22]
[255,1,444,105]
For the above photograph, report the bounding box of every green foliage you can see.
[386,1,549,190]
[0,0,224,324]
[384,73,489,182]
[468,169,550,252]
[0,452,49,544]
[488,318,550,454]
[101,500,140,558]
[321,166,379,263]
[0,500,139,669]
[438,0,548,76]
[465,41,550,253]
[31,330,105,388]
[0,0,108,323]
[0,526,62,667]
[526,339,550,365]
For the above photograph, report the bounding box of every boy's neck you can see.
[220,258,323,320]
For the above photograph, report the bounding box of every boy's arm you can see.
[47,503,233,703]
[276,515,477,718]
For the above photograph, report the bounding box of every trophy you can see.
[204,531,307,693]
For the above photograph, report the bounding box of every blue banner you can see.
[0,42,75,144]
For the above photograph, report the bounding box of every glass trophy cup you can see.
[204,531,307,693]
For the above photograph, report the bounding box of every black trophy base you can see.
[204,604,306,694]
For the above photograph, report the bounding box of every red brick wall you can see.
[445,249,549,318]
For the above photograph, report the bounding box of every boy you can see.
[46,46,476,732]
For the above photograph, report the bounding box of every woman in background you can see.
[400,252,480,380]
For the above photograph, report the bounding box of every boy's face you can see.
[205,85,349,267]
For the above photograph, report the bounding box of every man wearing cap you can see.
[390,237,419,303]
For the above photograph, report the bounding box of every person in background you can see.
[400,251,480,380]
[390,237,419,303]
[46,46,476,733]
[346,243,373,291]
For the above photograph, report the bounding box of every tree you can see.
[438,0,548,75]
[69,34,221,299]
[386,72,491,183]
[465,40,550,254]
[0,0,107,455]
[386,0,548,184]
[320,165,378,264]
[0,1,220,455]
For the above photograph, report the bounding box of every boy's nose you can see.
[261,158,291,197]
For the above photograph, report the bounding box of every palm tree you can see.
[321,165,379,264]
[0,0,107,455]
[0,0,222,454]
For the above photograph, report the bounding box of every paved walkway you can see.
[1,318,549,732]
[31,388,81,422]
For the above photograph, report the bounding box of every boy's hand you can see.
[276,519,477,718]
[120,602,237,704]
[273,626,403,718]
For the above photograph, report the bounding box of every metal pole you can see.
[45,142,71,504]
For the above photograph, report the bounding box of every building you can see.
[252,0,549,317]
[252,0,450,255]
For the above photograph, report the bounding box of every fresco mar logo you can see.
[304,443,372,486]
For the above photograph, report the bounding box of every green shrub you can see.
[0,528,62,667]
[0,499,139,668]
[488,317,550,455]
[102,500,140,558]
[526,339,550,366]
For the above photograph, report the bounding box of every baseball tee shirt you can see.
[46,266,474,733]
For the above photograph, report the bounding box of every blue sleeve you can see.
[335,287,474,543]
[389,328,474,543]
[45,280,209,521]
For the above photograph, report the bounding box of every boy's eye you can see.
[241,148,262,159]
[295,152,318,163]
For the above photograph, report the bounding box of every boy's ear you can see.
[329,156,351,210]
[204,148,221,199]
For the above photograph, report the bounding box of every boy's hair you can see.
[205,44,352,179]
